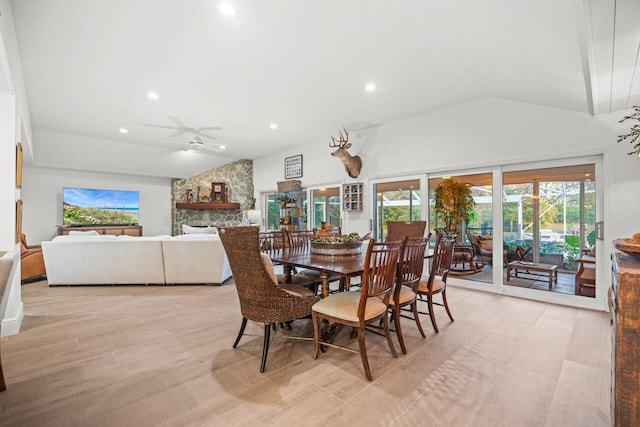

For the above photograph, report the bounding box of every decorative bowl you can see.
[310,240,363,256]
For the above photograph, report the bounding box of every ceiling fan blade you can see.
[169,130,188,138]
[139,123,180,130]
[197,133,217,140]
[197,126,223,131]
[168,115,186,128]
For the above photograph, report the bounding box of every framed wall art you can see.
[284,154,303,179]
[16,142,23,189]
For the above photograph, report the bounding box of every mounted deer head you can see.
[329,128,362,178]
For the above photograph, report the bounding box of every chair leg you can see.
[312,311,321,360]
[392,307,407,355]
[411,301,426,338]
[428,296,439,333]
[357,326,373,381]
[442,289,454,322]
[382,314,398,359]
[260,323,272,373]
[233,317,248,348]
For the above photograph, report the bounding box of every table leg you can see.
[507,266,512,282]
[548,271,553,289]
[320,272,330,298]
[343,276,351,291]
[284,264,293,283]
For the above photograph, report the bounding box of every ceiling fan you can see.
[183,134,228,153]
[139,115,227,153]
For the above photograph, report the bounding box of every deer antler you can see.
[329,127,349,148]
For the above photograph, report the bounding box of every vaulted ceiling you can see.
[10,0,640,178]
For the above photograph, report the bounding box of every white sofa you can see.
[42,234,232,286]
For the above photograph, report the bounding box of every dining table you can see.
[270,249,365,298]
[270,244,433,298]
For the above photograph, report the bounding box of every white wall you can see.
[256,98,624,231]
[22,167,173,243]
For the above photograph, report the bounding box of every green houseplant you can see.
[434,179,476,244]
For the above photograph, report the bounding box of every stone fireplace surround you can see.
[171,159,253,236]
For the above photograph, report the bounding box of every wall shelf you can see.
[175,202,240,210]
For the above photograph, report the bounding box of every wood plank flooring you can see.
[0,280,611,426]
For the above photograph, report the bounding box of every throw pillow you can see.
[260,253,279,285]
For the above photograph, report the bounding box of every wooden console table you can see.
[57,225,143,236]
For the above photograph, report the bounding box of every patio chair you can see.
[575,248,596,296]
[219,226,320,372]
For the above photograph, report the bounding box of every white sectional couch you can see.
[42,234,232,286]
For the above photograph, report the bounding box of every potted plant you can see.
[434,179,476,244]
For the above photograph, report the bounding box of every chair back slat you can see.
[397,235,431,292]
[359,240,402,316]
[428,232,457,283]
[259,230,286,260]
[385,221,427,242]
[283,229,314,253]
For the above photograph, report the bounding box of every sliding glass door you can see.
[372,178,422,240]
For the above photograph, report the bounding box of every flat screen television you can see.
[62,187,139,226]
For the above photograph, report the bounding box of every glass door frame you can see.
[369,174,427,241]
[307,183,342,232]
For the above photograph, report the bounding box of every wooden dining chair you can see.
[219,226,320,372]
[312,239,402,381]
[385,221,427,242]
[388,234,431,354]
[259,230,315,289]
[415,232,457,333]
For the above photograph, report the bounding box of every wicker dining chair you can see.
[312,239,403,381]
[385,221,427,242]
[389,234,431,354]
[219,226,320,372]
[415,232,457,333]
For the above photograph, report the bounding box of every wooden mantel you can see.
[175,202,241,210]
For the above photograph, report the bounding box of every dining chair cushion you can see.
[312,292,387,322]
[389,285,416,307]
[417,275,446,293]
[260,253,279,285]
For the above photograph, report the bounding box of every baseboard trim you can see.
[1,302,24,336]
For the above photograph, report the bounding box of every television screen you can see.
[63,187,139,226]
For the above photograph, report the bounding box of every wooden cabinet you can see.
[57,225,143,236]
[610,248,640,426]
[343,183,363,211]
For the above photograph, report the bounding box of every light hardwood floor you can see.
[0,280,611,426]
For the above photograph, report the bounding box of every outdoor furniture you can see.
[506,261,558,289]
[219,226,320,373]
[415,233,457,333]
[385,221,427,242]
[575,250,596,296]
[311,240,402,381]
[389,235,431,354]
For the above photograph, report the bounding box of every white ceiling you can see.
[10,0,640,178]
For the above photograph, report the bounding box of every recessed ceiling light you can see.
[365,83,376,92]
[219,2,236,16]
[147,91,159,100]
[219,145,226,150]
[119,128,128,134]
[270,123,278,129]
